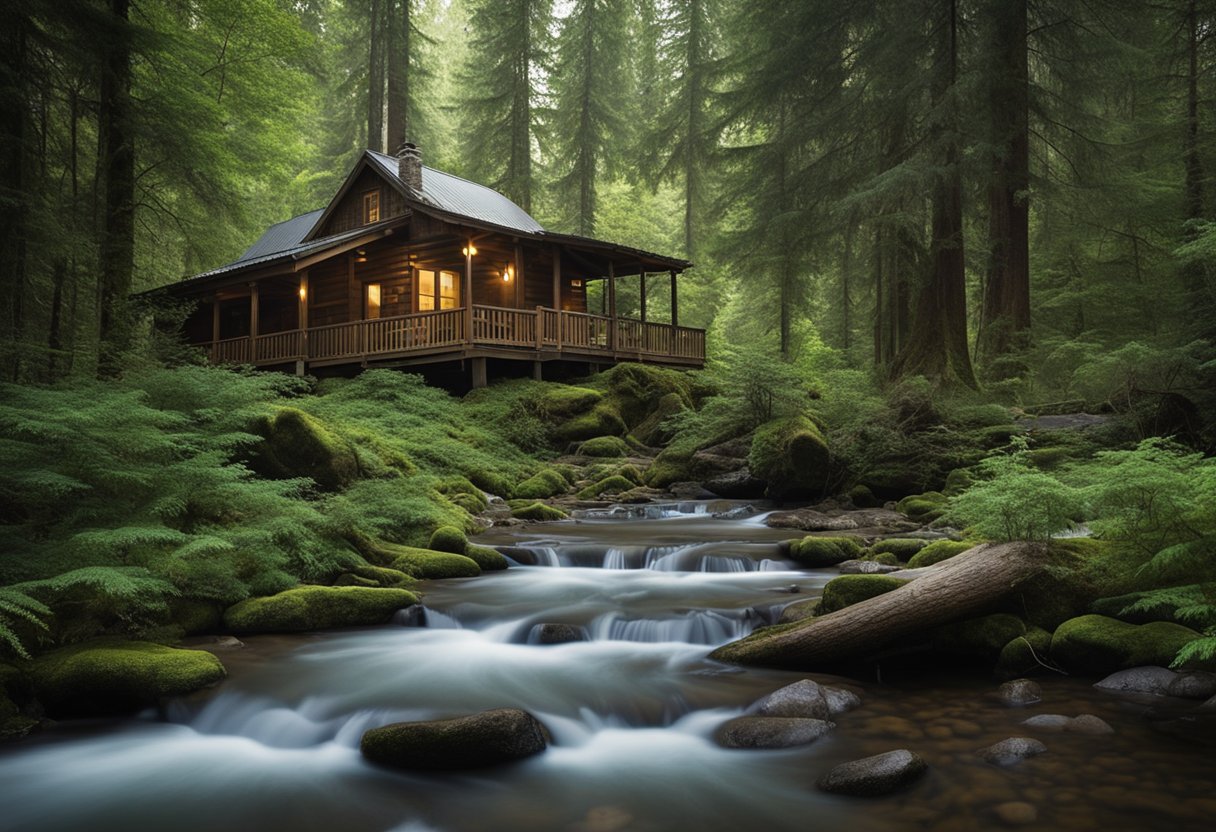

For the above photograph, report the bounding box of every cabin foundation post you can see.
[294,359,306,377]
[670,270,679,328]
[471,356,487,389]
[532,360,543,381]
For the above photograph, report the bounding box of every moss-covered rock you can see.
[933,614,1027,659]
[597,363,695,430]
[577,436,630,458]
[816,575,909,615]
[1091,591,1187,625]
[1008,569,1098,631]
[383,544,481,579]
[465,544,509,571]
[29,640,226,718]
[534,386,603,420]
[466,470,514,499]
[249,407,358,491]
[437,477,489,512]
[514,468,570,500]
[361,708,548,771]
[778,598,820,625]
[868,538,928,561]
[995,626,1054,679]
[848,484,881,508]
[748,415,831,498]
[349,564,415,588]
[788,536,864,568]
[554,402,626,442]
[576,475,637,500]
[867,552,900,566]
[907,539,973,569]
[943,468,974,495]
[630,391,688,447]
[1050,614,1202,675]
[511,502,569,521]
[429,525,469,554]
[223,585,419,633]
[896,491,948,522]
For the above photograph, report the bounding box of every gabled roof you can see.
[237,209,324,262]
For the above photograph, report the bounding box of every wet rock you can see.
[530,623,585,644]
[837,559,902,575]
[978,737,1047,766]
[1094,666,1178,696]
[998,678,1042,707]
[1167,671,1216,700]
[1067,714,1114,735]
[1021,714,1072,731]
[668,481,716,500]
[816,749,928,796]
[711,504,756,520]
[210,636,244,650]
[714,716,834,749]
[823,686,862,715]
[994,801,1038,826]
[766,509,859,532]
[748,679,830,720]
[703,467,767,500]
[360,708,547,771]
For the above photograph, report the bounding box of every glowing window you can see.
[366,283,382,319]
[418,269,460,310]
[363,190,380,224]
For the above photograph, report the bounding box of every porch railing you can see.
[202,305,704,366]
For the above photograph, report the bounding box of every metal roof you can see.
[367,150,546,235]
[236,209,324,262]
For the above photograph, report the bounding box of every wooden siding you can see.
[316,167,407,237]
[308,258,349,327]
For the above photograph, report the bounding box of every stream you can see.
[2,502,1215,831]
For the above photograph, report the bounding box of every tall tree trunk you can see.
[978,0,1030,369]
[511,1,533,211]
[386,0,410,150]
[841,224,853,352]
[892,0,978,388]
[97,0,135,378]
[683,0,703,260]
[0,5,28,382]
[1182,0,1211,334]
[368,0,386,152]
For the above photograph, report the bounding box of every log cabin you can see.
[154,143,705,387]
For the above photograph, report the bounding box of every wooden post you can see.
[471,356,487,389]
[464,240,474,345]
[552,247,561,310]
[608,261,617,352]
[535,305,544,349]
[210,295,220,361]
[670,269,679,328]
[297,271,309,376]
[248,281,259,363]
[514,242,524,309]
[640,269,647,322]
[532,360,543,381]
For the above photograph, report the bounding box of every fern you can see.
[0,587,51,659]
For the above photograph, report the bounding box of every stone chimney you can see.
[396,141,422,192]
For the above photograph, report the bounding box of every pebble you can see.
[994,801,1038,826]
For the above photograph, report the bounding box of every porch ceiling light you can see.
[503,264,513,282]
[462,245,478,257]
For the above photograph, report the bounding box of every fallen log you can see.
[710,541,1048,668]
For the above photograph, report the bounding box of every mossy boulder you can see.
[788,536,864,568]
[223,586,419,634]
[816,575,909,616]
[778,598,820,625]
[868,538,928,561]
[1091,591,1187,625]
[465,544,510,571]
[577,435,630,458]
[644,446,695,488]
[630,391,688,447]
[534,386,603,420]
[1050,614,1202,675]
[361,708,548,771]
[597,363,695,430]
[943,468,974,495]
[29,640,226,718]
[249,407,358,491]
[429,525,469,554]
[907,539,973,569]
[896,491,948,522]
[848,484,881,508]
[933,614,1028,660]
[748,415,831,499]
[514,468,570,500]
[511,502,569,521]
[348,564,414,588]
[382,544,481,579]
[466,470,514,499]
[996,626,1055,679]
[576,475,637,500]
[867,552,900,566]
[554,402,626,442]
[437,477,489,512]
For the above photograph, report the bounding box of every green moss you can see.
[380,543,481,579]
[943,468,974,495]
[30,640,226,718]
[578,436,630,458]
[868,552,900,566]
[848,484,881,508]
[630,391,687,447]
[816,575,908,615]
[169,598,223,636]
[1050,614,1202,675]
[465,544,509,571]
[576,475,637,500]
[429,525,469,554]
[466,470,514,499]
[348,565,414,588]
[534,385,603,420]
[223,585,419,633]
[437,477,489,512]
[553,402,626,442]
[933,613,1027,659]
[896,491,948,522]
[511,502,569,521]
[868,538,928,561]
[596,363,695,429]
[777,598,819,624]
[644,446,696,488]
[907,539,974,568]
[514,468,570,500]
[748,415,831,498]
[249,407,358,491]
[995,626,1054,679]
[1092,591,1186,625]
[788,536,864,567]
[1008,569,1098,631]
[334,573,379,588]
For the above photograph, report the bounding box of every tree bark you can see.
[0,4,28,381]
[368,0,385,152]
[1182,0,1211,334]
[710,542,1047,668]
[891,0,977,389]
[978,0,1030,367]
[97,0,135,378]
[386,0,410,150]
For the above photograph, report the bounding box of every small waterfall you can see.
[602,547,629,569]
[588,609,761,645]
[394,606,463,629]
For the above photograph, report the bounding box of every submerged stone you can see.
[714,716,833,749]
[816,749,928,796]
[1093,666,1178,696]
[361,708,547,771]
[998,678,1042,707]
[748,679,829,720]
[978,737,1047,766]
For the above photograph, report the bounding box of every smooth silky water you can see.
[2,504,1214,832]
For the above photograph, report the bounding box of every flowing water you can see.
[2,504,1214,832]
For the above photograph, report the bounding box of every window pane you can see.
[439,270,459,309]
[366,283,381,319]
[363,191,380,224]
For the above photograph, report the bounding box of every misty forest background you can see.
[1,0,1214,401]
